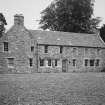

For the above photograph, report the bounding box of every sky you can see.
[0,0,105,30]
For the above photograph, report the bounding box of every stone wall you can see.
[37,45,105,72]
[6,26,37,73]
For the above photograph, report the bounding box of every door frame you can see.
[62,59,68,72]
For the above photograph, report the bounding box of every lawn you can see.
[0,73,105,105]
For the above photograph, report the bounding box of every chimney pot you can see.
[14,14,24,26]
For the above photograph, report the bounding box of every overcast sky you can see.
[0,0,105,30]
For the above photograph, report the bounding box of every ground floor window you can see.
[48,59,51,66]
[73,59,76,67]
[90,59,95,66]
[96,59,100,66]
[84,59,100,67]
[39,59,60,67]
[7,58,14,68]
[40,59,44,66]
[55,59,58,66]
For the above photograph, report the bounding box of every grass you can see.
[0,73,105,105]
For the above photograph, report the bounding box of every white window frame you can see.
[7,58,14,68]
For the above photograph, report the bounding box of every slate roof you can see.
[29,30,105,48]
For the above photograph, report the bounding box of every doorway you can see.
[62,59,68,72]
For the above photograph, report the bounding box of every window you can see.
[45,45,48,53]
[73,48,76,53]
[7,58,14,68]
[73,59,76,66]
[84,59,88,66]
[4,42,8,51]
[90,59,95,66]
[48,59,51,66]
[55,59,58,66]
[85,48,89,55]
[72,48,78,56]
[31,46,34,52]
[96,59,100,66]
[97,49,101,55]
[60,46,63,53]
[40,59,44,66]
[29,58,33,67]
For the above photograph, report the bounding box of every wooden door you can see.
[62,59,68,72]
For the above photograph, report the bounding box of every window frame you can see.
[60,46,63,54]
[90,59,95,67]
[95,59,100,67]
[7,58,14,68]
[4,42,8,52]
[44,45,48,53]
[31,46,34,52]
[40,59,44,67]
[97,48,101,55]
[29,58,33,67]
[55,59,58,66]
[48,59,51,66]
[73,47,78,56]
[84,59,88,67]
[73,59,76,67]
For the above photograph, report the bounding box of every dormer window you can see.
[4,42,8,52]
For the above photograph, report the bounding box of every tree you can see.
[100,24,105,42]
[0,13,7,37]
[39,0,101,33]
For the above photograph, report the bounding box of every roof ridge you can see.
[29,29,96,36]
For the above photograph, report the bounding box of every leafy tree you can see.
[100,24,105,42]
[39,0,101,33]
[0,13,7,37]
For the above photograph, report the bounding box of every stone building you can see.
[0,14,105,73]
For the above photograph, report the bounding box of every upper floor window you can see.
[40,59,44,66]
[60,46,63,53]
[97,49,101,55]
[84,59,88,66]
[84,48,89,55]
[7,58,14,68]
[72,47,78,56]
[45,45,48,53]
[55,59,58,66]
[4,42,8,51]
[29,58,33,67]
[31,46,34,52]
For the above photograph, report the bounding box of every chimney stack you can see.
[14,14,24,26]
